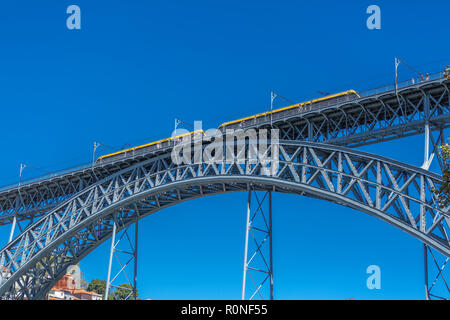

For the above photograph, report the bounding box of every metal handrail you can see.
[358,71,444,97]
[0,138,187,192]
[226,72,447,131]
[0,162,93,192]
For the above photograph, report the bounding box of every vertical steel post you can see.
[424,124,430,166]
[241,188,251,300]
[105,221,117,300]
[422,119,431,301]
[133,219,138,300]
[269,191,273,300]
[424,244,429,300]
[92,142,100,166]
[8,217,17,244]
[395,57,399,94]
[270,92,275,127]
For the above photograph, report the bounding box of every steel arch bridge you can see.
[0,77,448,227]
[0,75,449,300]
[0,140,449,299]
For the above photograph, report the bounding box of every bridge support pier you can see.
[424,245,449,300]
[241,185,273,300]
[424,245,429,300]
[104,218,139,300]
[422,123,449,300]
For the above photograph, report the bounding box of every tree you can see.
[437,143,450,207]
[87,279,106,297]
[109,283,139,300]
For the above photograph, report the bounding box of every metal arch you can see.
[0,140,449,299]
[336,105,349,126]
[318,111,332,126]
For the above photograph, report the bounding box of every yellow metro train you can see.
[97,90,360,163]
[218,90,360,129]
[97,130,205,162]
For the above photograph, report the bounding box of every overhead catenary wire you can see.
[293,57,450,102]
[18,163,52,187]
[174,118,193,131]
[396,57,425,77]
[394,57,428,107]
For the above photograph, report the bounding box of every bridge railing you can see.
[0,137,187,192]
[358,71,445,98]
[223,72,447,131]
[0,162,93,192]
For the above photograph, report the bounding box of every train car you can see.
[218,90,360,130]
[96,90,360,163]
[96,130,205,163]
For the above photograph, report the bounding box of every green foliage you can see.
[438,143,450,208]
[82,279,140,300]
[87,279,106,297]
[109,283,139,300]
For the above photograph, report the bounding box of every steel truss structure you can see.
[242,188,273,300]
[425,245,449,299]
[0,78,448,228]
[421,124,449,300]
[0,140,449,299]
[0,76,448,300]
[104,220,138,300]
[266,78,450,148]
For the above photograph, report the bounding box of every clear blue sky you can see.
[0,0,449,299]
